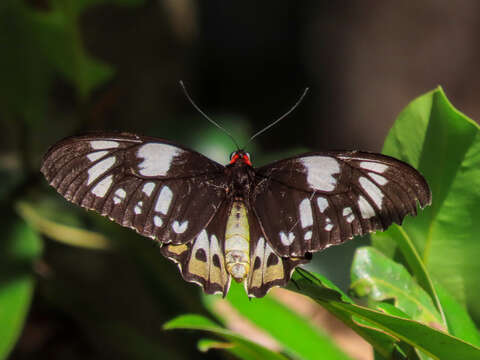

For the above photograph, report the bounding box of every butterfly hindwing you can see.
[246,212,309,297]
[252,151,431,257]
[41,133,226,245]
[160,201,231,296]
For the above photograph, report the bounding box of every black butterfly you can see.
[41,132,431,297]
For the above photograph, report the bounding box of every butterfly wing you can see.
[41,133,226,245]
[246,211,309,297]
[160,201,231,296]
[251,151,431,257]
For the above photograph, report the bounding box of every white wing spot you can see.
[137,143,183,177]
[113,188,126,204]
[192,230,210,258]
[172,220,188,234]
[87,150,109,162]
[301,156,340,191]
[134,201,143,215]
[299,198,313,228]
[359,177,384,208]
[87,156,115,185]
[343,207,355,223]
[304,230,312,240]
[317,197,329,213]
[115,188,126,198]
[91,175,113,197]
[360,161,388,173]
[153,215,163,227]
[369,172,388,185]
[142,182,155,196]
[280,231,295,246]
[155,186,173,214]
[358,195,376,219]
[324,217,334,231]
[90,140,119,150]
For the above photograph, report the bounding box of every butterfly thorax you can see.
[226,151,255,197]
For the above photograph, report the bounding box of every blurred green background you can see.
[2,1,480,359]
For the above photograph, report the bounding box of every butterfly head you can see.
[229,150,252,166]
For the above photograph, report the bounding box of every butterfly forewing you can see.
[252,151,431,257]
[41,133,226,245]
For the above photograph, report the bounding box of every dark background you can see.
[2,1,480,359]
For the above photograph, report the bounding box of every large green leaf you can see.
[204,282,353,360]
[373,87,480,317]
[164,314,288,360]
[351,247,443,329]
[288,268,480,360]
[0,216,43,360]
[435,283,480,347]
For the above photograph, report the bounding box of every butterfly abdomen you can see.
[225,201,250,282]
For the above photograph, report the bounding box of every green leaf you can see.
[0,216,43,360]
[164,314,288,360]
[374,86,480,317]
[373,225,446,325]
[289,270,398,358]
[17,201,112,250]
[196,338,276,360]
[435,283,480,347]
[351,247,443,329]
[289,268,480,360]
[204,281,353,360]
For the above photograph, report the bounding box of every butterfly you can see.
[40,132,431,297]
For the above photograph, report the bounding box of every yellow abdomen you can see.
[225,201,250,282]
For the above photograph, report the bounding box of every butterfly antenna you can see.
[245,87,309,146]
[179,80,241,150]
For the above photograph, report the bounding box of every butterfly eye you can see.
[229,152,240,164]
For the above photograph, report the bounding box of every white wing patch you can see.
[172,220,188,234]
[153,215,163,227]
[304,230,312,240]
[142,182,155,196]
[113,188,126,204]
[358,195,375,219]
[369,172,388,185]
[137,143,182,176]
[92,175,113,197]
[279,231,295,246]
[325,217,333,231]
[359,177,384,208]
[155,186,173,214]
[299,198,313,228]
[90,140,119,150]
[343,207,355,223]
[192,230,209,258]
[301,156,340,191]
[134,201,143,215]
[87,156,116,185]
[317,196,329,213]
[360,161,388,173]
[87,150,109,162]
